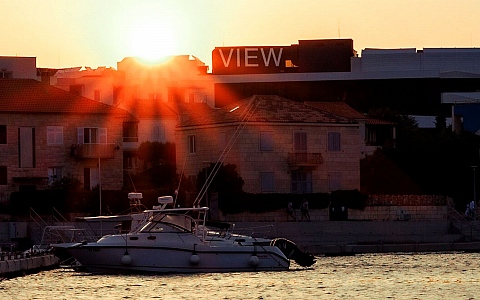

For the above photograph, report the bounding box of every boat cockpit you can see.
[139,213,196,234]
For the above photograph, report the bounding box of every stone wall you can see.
[366,195,450,206]
[348,205,448,221]
[216,195,450,222]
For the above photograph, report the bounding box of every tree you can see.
[137,141,176,168]
[196,163,244,194]
[128,141,177,189]
[361,108,480,208]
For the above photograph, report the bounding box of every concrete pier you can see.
[0,253,59,278]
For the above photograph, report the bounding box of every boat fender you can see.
[249,255,259,267]
[190,254,200,265]
[121,254,132,265]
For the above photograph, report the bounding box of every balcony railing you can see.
[73,143,116,159]
[287,152,323,167]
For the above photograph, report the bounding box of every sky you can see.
[1,0,479,69]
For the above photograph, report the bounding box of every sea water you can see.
[1,252,479,299]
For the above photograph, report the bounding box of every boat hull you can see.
[64,243,290,274]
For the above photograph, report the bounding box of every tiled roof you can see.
[173,102,222,127]
[0,79,136,120]
[178,95,356,127]
[366,118,397,126]
[304,101,367,120]
[120,99,177,118]
[305,101,396,126]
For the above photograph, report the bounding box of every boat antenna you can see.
[174,152,188,208]
[126,171,137,192]
[193,96,261,207]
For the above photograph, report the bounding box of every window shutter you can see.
[77,128,84,144]
[99,128,107,144]
[47,127,55,144]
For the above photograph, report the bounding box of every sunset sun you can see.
[127,18,177,63]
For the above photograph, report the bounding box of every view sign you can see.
[212,46,289,74]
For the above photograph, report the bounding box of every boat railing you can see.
[34,225,87,250]
[230,225,274,239]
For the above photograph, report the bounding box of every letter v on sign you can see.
[219,49,234,67]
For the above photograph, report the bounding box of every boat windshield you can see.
[139,213,194,233]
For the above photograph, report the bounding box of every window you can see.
[188,135,196,154]
[328,132,341,151]
[123,122,138,142]
[77,127,107,144]
[294,131,307,162]
[84,167,99,190]
[0,71,12,78]
[0,125,6,144]
[124,154,137,169]
[19,127,35,168]
[291,171,312,193]
[260,172,275,193]
[47,126,63,145]
[294,131,307,152]
[0,166,7,185]
[152,125,165,142]
[259,132,274,151]
[48,167,63,185]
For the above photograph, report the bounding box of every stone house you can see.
[175,95,361,194]
[0,79,137,202]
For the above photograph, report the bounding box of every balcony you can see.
[73,143,116,159]
[287,152,323,168]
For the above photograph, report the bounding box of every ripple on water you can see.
[1,252,480,299]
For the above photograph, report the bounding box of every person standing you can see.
[287,200,296,221]
[301,198,310,221]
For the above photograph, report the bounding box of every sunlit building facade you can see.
[0,79,136,201]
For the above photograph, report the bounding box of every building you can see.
[209,40,480,135]
[0,56,38,80]
[117,55,211,107]
[0,79,136,202]
[51,66,124,106]
[175,95,361,194]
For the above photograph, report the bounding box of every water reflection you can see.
[1,252,479,299]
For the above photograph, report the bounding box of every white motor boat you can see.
[53,197,315,274]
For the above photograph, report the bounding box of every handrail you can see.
[447,206,480,240]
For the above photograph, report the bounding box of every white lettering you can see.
[219,49,234,67]
[245,48,259,67]
[217,47,284,69]
[261,48,283,67]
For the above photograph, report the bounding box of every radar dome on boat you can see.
[158,196,173,204]
[128,192,143,199]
